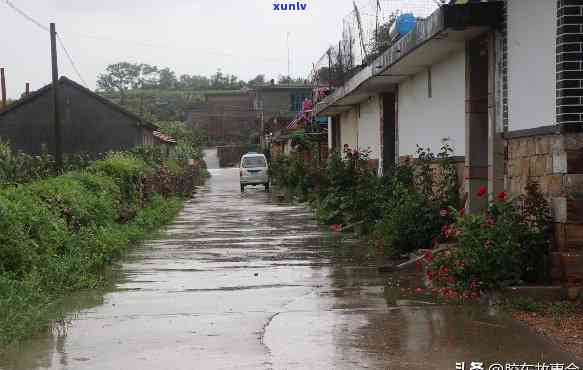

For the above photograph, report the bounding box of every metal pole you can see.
[1,68,6,108]
[50,23,63,173]
[25,83,30,96]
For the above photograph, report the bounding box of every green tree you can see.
[96,62,142,103]
[158,68,177,89]
[248,74,265,87]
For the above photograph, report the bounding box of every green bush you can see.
[427,181,553,296]
[374,179,443,257]
[0,152,189,346]
[0,140,92,186]
[90,152,148,208]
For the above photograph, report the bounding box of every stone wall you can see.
[506,133,561,197]
[506,130,583,284]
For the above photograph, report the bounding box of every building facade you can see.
[186,90,258,146]
[0,77,173,158]
[316,0,583,284]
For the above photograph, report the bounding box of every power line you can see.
[3,0,88,86]
[3,0,48,32]
[56,34,87,85]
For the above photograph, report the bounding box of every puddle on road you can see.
[0,166,580,370]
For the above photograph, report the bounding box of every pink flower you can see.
[439,209,449,217]
[476,186,487,198]
[415,288,424,294]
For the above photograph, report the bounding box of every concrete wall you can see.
[339,108,358,150]
[255,87,312,119]
[187,92,257,145]
[358,96,381,160]
[397,48,466,157]
[507,0,556,130]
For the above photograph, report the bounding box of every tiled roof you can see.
[152,130,177,144]
[0,76,158,130]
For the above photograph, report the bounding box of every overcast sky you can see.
[0,0,366,98]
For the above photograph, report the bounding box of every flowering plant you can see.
[425,181,552,295]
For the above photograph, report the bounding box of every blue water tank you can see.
[395,13,416,36]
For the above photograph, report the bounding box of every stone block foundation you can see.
[506,130,583,285]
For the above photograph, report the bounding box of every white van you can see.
[239,153,269,192]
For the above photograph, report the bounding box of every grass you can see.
[0,151,190,346]
[0,194,183,346]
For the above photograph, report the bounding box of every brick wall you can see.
[557,0,583,126]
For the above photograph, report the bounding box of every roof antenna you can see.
[353,1,368,63]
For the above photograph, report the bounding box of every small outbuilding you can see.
[0,76,175,158]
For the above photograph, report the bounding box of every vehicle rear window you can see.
[242,156,267,168]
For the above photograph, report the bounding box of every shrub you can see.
[90,152,149,208]
[374,178,443,257]
[426,181,553,296]
[0,151,192,345]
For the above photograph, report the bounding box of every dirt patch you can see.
[510,304,583,361]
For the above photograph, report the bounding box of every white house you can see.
[316,0,583,284]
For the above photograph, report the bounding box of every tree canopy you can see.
[96,62,306,94]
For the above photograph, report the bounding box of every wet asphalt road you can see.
[0,150,580,370]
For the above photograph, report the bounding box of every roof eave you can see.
[315,2,504,117]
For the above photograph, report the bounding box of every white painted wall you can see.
[507,0,556,130]
[358,96,381,159]
[398,48,466,157]
[340,108,358,150]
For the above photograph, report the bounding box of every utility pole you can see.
[50,23,63,173]
[1,68,6,109]
[286,32,291,84]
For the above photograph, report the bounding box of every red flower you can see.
[476,186,487,198]
[424,250,433,263]
[439,209,449,217]
[441,225,449,237]
[441,288,452,297]
[426,270,434,281]
[415,259,423,271]
[439,266,449,277]
[330,224,342,232]
[469,280,477,290]
[459,207,465,217]
[496,191,508,201]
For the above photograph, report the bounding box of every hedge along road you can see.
[0,162,580,369]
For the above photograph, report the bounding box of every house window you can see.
[291,93,310,112]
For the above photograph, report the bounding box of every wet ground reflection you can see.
[0,166,579,370]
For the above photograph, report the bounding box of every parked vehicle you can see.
[240,153,269,192]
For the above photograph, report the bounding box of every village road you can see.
[0,150,580,370]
